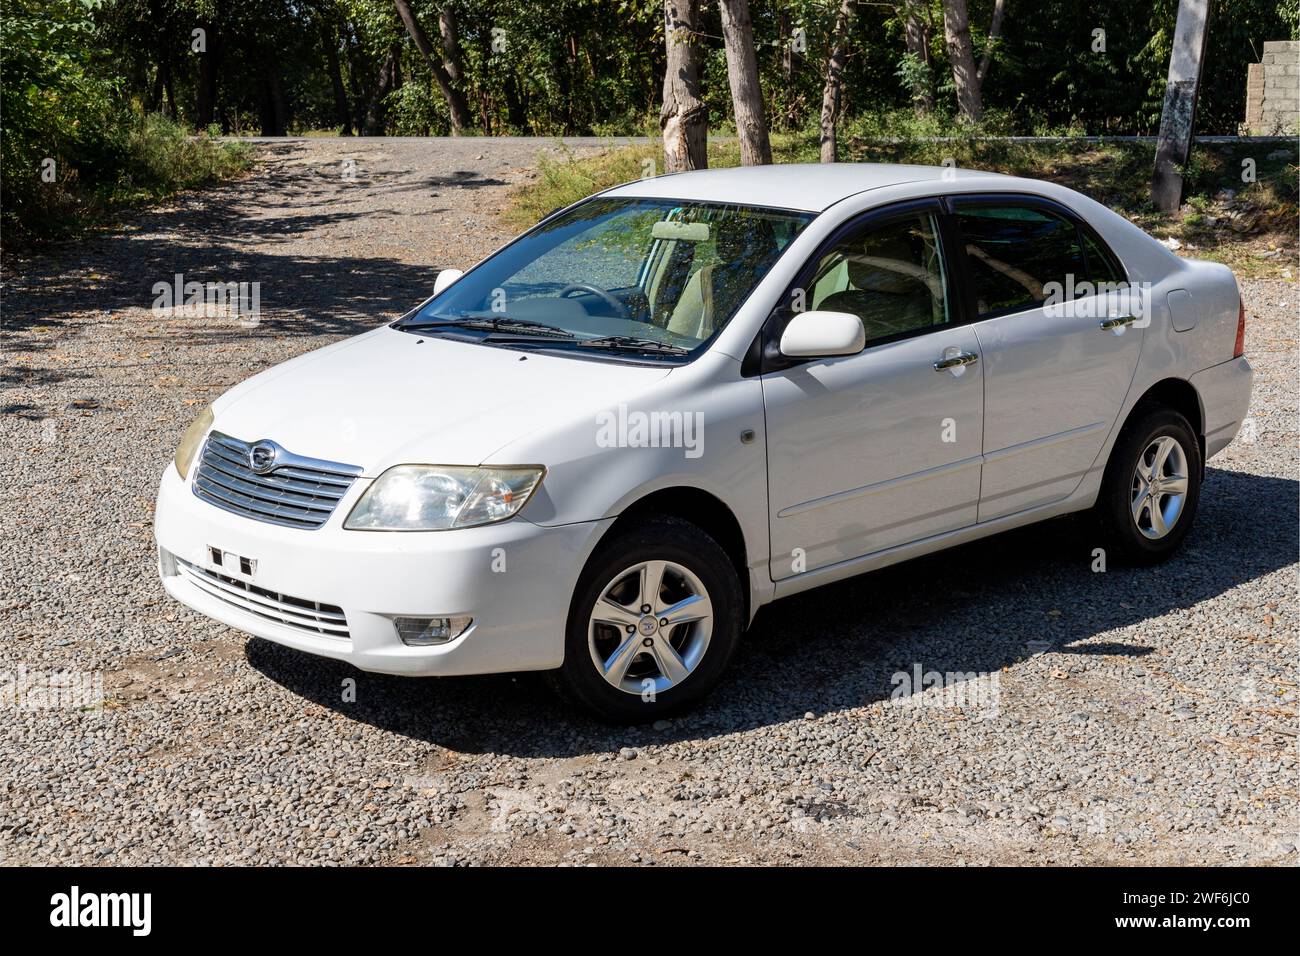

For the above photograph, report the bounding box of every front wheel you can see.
[554,517,742,722]
[1095,406,1202,565]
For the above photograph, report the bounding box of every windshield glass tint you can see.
[407,198,812,353]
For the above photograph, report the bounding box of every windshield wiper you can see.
[405,315,576,338]
[573,335,690,355]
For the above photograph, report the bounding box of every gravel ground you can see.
[1,139,1296,866]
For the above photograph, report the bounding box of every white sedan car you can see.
[156,164,1252,720]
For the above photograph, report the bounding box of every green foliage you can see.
[1280,0,1300,38]
[119,113,252,194]
[503,133,813,228]
[2,0,1295,244]
[1,0,125,226]
[1,0,250,240]
[386,78,448,135]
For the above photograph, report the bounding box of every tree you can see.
[819,0,855,163]
[362,41,401,134]
[718,0,771,166]
[941,0,982,122]
[324,22,353,135]
[194,19,220,128]
[660,0,708,172]
[976,0,1006,86]
[392,0,472,132]
[900,0,933,115]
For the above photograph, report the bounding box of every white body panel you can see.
[762,326,984,577]
[155,163,1253,677]
[972,298,1144,521]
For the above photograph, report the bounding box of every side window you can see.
[954,205,1085,318]
[806,212,950,343]
[1082,230,1124,285]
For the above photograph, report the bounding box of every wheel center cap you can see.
[638,615,658,637]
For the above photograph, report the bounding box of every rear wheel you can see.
[1096,406,1202,565]
[554,517,742,722]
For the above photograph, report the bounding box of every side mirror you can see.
[779,310,866,359]
[433,268,464,296]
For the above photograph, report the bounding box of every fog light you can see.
[394,616,472,646]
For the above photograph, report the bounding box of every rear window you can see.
[954,206,1085,318]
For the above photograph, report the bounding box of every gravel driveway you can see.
[1,138,1295,866]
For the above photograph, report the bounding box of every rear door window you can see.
[953,205,1085,319]
[1082,230,1124,285]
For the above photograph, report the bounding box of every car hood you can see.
[211,325,672,475]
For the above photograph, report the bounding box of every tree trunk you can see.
[941,0,982,122]
[163,61,177,119]
[819,0,855,163]
[392,0,472,133]
[659,0,708,172]
[902,0,933,114]
[1152,0,1211,211]
[719,0,771,166]
[439,7,463,84]
[504,73,527,131]
[325,25,353,136]
[976,0,1006,86]
[261,66,288,136]
[195,24,220,128]
[148,63,163,113]
[362,45,400,135]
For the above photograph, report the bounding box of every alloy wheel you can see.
[587,559,713,696]
[1130,435,1190,540]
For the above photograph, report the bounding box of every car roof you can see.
[601,162,1016,213]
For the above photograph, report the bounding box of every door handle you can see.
[934,351,979,371]
[1099,315,1139,330]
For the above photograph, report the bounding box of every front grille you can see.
[193,432,361,529]
[176,557,350,639]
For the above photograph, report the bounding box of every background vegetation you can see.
[2,0,1297,241]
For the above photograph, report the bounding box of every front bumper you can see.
[154,462,610,676]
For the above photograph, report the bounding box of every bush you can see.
[0,0,251,244]
[1,0,125,236]
[119,114,253,197]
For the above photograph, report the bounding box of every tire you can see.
[553,516,743,722]
[1095,405,1202,565]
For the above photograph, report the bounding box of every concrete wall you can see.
[1244,40,1299,135]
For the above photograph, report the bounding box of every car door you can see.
[761,200,985,580]
[950,197,1144,522]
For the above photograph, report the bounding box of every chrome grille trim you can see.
[192,432,362,529]
[177,558,350,639]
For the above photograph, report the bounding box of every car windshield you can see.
[399,197,813,359]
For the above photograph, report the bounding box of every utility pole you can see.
[1152,0,1211,213]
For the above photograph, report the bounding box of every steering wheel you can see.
[558,283,629,319]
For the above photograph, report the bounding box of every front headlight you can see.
[174,404,214,480]
[344,465,544,531]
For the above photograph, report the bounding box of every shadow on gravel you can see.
[1,144,448,340]
[2,238,437,340]
[248,466,1298,757]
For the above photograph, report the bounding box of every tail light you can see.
[1233,298,1246,358]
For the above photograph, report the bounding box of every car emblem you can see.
[248,442,278,474]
